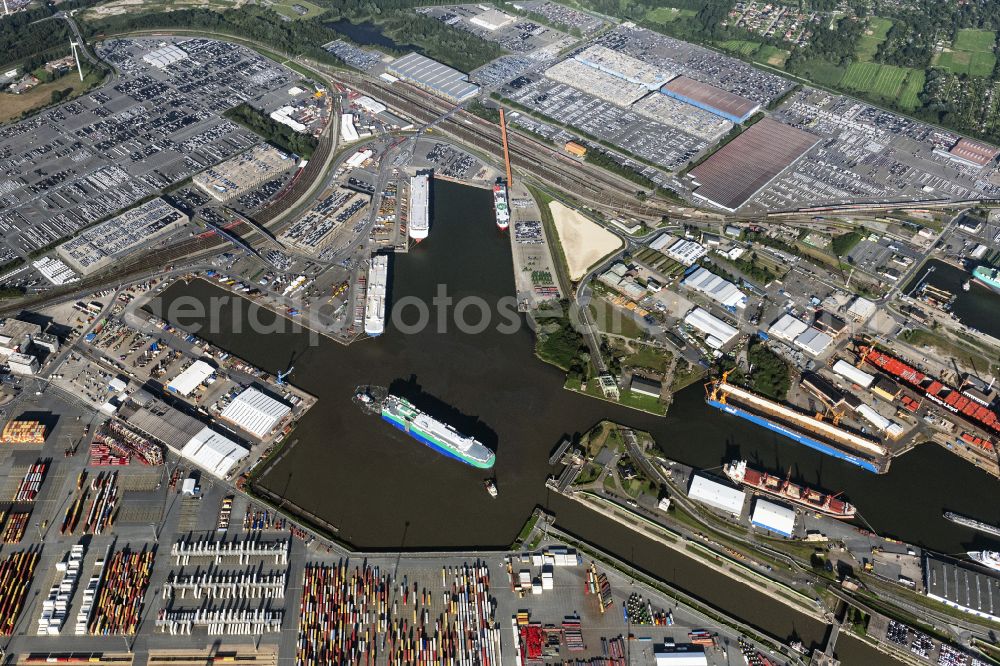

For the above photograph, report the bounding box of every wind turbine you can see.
[69,40,83,81]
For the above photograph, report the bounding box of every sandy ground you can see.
[549,201,623,281]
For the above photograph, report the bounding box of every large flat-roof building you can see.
[663,238,707,266]
[193,143,293,202]
[57,198,188,276]
[545,58,649,106]
[684,307,738,349]
[661,75,760,123]
[572,45,672,90]
[219,387,292,440]
[681,266,747,309]
[386,52,480,103]
[688,118,818,212]
[924,555,1000,623]
[942,138,1000,169]
[750,498,795,537]
[688,473,745,515]
[166,359,215,397]
[768,313,809,344]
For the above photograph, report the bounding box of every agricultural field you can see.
[935,29,997,77]
[897,70,925,110]
[840,61,922,106]
[855,17,892,62]
[716,40,761,57]
[645,6,695,24]
[267,0,324,20]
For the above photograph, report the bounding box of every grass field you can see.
[855,17,892,62]
[268,0,324,20]
[0,72,98,124]
[841,61,919,103]
[645,6,695,24]
[716,40,761,57]
[935,29,997,77]
[795,58,846,88]
[897,70,925,110]
[754,45,789,68]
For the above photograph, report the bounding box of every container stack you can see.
[37,544,85,635]
[0,550,40,635]
[88,442,129,467]
[562,615,585,652]
[1,420,46,444]
[1,512,30,544]
[76,551,109,635]
[82,471,118,535]
[12,460,47,502]
[88,547,154,635]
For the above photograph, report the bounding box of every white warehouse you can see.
[688,474,745,515]
[750,498,795,537]
[220,387,292,440]
[684,307,738,349]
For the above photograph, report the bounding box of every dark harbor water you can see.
[904,258,1000,338]
[151,181,996,653]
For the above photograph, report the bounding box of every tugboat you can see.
[484,478,498,498]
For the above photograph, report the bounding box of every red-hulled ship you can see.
[724,460,856,519]
[858,345,1000,437]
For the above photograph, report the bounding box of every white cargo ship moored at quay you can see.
[493,180,509,231]
[408,173,429,241]
[364,255,388,336]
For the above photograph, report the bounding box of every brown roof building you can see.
[946,138,1000,169]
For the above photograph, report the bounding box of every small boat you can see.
[962,279,971,292]
[968,550,1000,573]
[484,478,498,498]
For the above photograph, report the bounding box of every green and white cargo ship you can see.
[972,265,1000,295]
[355,386,495,468]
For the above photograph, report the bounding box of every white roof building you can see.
[768,314,809,343]
[219,387,292,439]
[832,359,874,388]
[750,498,795,537]
[681,266,747,309]
[664,238,707,266]
[181,427,248,479]
[683,307,738,349]
[688,474,745,515]
[167,360,215,396]
[654,647,707,666]
[355,96,387,114]
[794,328,833,356]
[649,233,674,252]
[846,296,877,322]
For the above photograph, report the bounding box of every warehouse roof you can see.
[688,118,817,211]
[947,138,999,168]
[832,359,874,389]
[387,52,480,102]
[846,296,877,321]
[684,307,738,349]
[181,427,248,479]
[750,498,795,537]
[654,645,707,666]
[768,313,809,343]
[688,473,745,515]
[681,266,747,309]
[167,359,215,396]
[925,556,1000,623]
[793,327,833,356]
[661,75,759,122]
[220,387,291,439]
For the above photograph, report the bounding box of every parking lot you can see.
[419,4,578,55]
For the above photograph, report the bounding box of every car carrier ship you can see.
[493,180,510,231]
[972,265,1000,295]
[943,511,1000,539]
[354,386,495,468]
[724,460,856,518]
[706,375,889,474]
[858,345,1000,437]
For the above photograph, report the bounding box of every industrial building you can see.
[58,198,189,275]
[846,296,877,322]
[750,498,795,537]
[193,143,294,203]
[941,138,1000,169]
[661,238,707,266]
[629,376,662,398]
[833,359,874,389]
[219,387,292,440]
[572,45,672,90]
[660,76,760,123]
[768,313,809,344]
[654,645,707,666]
[793,327,833,356]
[180,427,249,478]
[684,307,738,349]
[166,360,216,397]
[544,58,649,106]
[681,266,747,309]
[687,473,745,515]
[386,52,480,103]
[924,555,1000,623]
[631,92,732,142]
[469,8,515,31]
[142,43,188,69]
[688,118,818,211]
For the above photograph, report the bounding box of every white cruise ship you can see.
[408,174,429,241]
[364,255,388,336]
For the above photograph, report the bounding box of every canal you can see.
[149,180,997,657]
[904,257,1000,338]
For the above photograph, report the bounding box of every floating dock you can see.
[706,380,888,474]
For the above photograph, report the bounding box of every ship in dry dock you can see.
[705,375,889,474]
[724,460,856,518]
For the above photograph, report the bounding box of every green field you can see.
[268,0,324,20]
[645,6,695,24]
[898,70,925,110]
[716,40,761,57]
[935,29,997,77]
[754,45,789,68]
[841,62,917,102]
[855,17,892,62]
